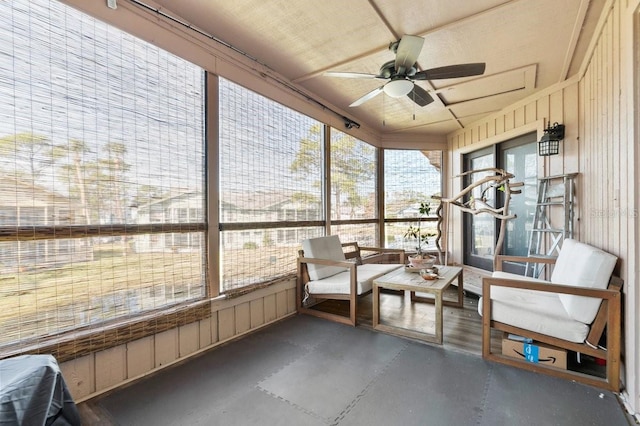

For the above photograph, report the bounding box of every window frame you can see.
[381,149,444,252]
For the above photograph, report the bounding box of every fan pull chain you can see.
[413,91,416,120]
[382,95,386,126]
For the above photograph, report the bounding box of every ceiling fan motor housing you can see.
[379,60,395,78]
[380,59,417,79]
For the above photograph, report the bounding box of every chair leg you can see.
[605,293,621,391]
[349,293,357,326]
[481,293,492,358]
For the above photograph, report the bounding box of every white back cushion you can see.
[302,236,348,281]
[551,239,617,324]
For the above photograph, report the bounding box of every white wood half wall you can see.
[59,280,296,401]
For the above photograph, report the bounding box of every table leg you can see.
[455,270,464,308]
[435,290,443,344]
[373,284,380,328]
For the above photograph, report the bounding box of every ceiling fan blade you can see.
[349,86,384,107]
[413,63,486,80]
[324,71,381,79]
[394,35,424,74]
[407,85,434,107]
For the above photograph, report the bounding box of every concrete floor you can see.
[90,314,633,425]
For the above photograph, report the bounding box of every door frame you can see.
[462,132,537,272]
[462,145,496,271]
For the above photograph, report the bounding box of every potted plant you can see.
[405,201,436,268]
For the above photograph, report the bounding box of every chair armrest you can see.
[297,256,356,270]
[494,254,556,271]
[359,246,404,253]
[358,246,406,264]
[482,276,619,300]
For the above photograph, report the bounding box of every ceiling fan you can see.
[324,35,486,107]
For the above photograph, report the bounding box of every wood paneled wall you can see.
[448,0,639,415]
[446,80,581,261]
[59,280,296,401]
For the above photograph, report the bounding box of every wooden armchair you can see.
[297,235,405,326]
[479,239,623,390]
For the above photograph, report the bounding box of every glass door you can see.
[500,137,538,255]
[463,147,495,270]
[499,134,538,273]
[463,133,537,272]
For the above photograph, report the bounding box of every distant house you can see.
[136,191,322,252]
[397,205,421,218]
[135,191,204,253]
[0,177,91,272]
[396,201,439,219]
[220,191,322,250]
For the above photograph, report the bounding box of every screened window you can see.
[329,130,378,244]
[219,78,324,292]
[0,0,206,349]
[383,150,442,250]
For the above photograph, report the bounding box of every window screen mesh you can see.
[330,224,378,246]
[219,78,323,291]
[384,150,441,250]
[330,130,377,222]
[0,0,206,349]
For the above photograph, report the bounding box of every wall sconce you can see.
[538,122,565,156]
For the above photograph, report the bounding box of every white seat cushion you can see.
[551,239,617,324]
[478,284,590,343]
[301,236,348,281]
[461,270,546,296]
[307,263,402,295]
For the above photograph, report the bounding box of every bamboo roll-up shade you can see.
[329,129,377,221]
[329,129,379,244]
[0,0,207,356]
[218,78,325,292]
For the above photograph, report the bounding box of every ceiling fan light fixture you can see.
[384,79,414,98]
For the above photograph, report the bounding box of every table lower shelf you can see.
[372,267,464,344]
